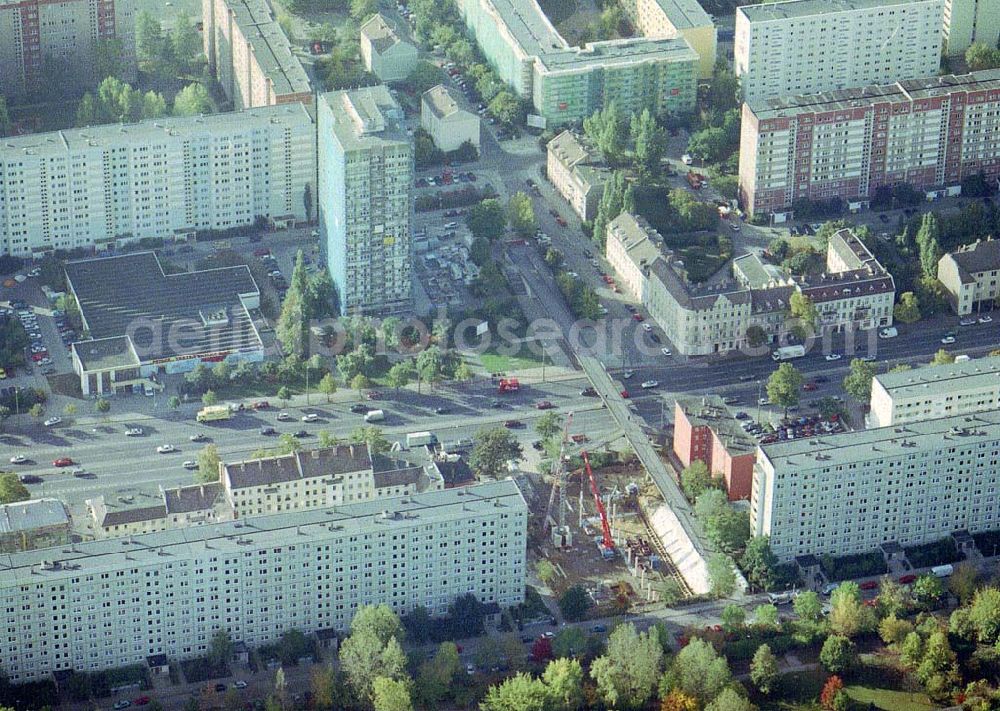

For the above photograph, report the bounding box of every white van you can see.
[364,409,385,423]
[931,564,954,578]
[878,327,898,339]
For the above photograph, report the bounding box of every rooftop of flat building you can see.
[223,0,311,96]
[360,13,413,54]
[649,0,714,30]
[65,252,261,364]
[733,253,795,290]
[548,130,611,188]
[874,355,1000,398]
[675,395,757,454]
[422,84,474,121]
[536,36,697,72]
[72,336,140,373]
[0,499,70,534]
[759,409,1000,470]
[0,103,313,158]
[0,481,527,585]
[607,212,664,268]
[748,70,1000,118]
[738,0,939,23]
[321,86,410,151]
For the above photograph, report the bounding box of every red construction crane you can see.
[582,451,614,556]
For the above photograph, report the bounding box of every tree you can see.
[507,192,537,236]
[680,460,713,502]
[168,395,181,409]
[372,677,412,711]
[470,426,523,478]
[879,614,914,646]
[171,14,202,65]
[948,561,979,605]
[894,291,921,323]
[385,362,414,392]
[704,688,754,711]
[753,604,780,629]
[489,90,523,126]
[416,346,443,390]
[339,606,407,705]
[686,127,729,163]
[661,690,699,711]
[350,0,377,21]
[707,553,737,598]
[552,627,587,659]
[481,673,549,711]
[632,108,666,178]
[29,403,45,420]
[930,348,955,366]
[454,362,473,382]
[558,586,592,622]
[794,591,823,622]
[829,582,873,638]
[0,96,11,137]
[766,363,803,413]
[741,536,778,591]
[878,577,911,618]
[535,411,563,442]
[916,630,955,684]
[966,42,1000,71]
[695,490,749,554]
[592,170,627,247]
[820,676,845,711]
[197,444,221,483]
[912,574,945,610]
[467,198,507,242]
[750,644,778,695]
[900,630,924,668]
[789,292,818,339]
[414,641,459,708]
[0,472,30,504]
[201,389,218,407]
[721,604,746,633]
[543,658,584,711]
[96,398,111,414]
[349,426,391,455]
[584,102,628,163]
[317,373,337,402]
[208,628,234,668]
[842,358,877,402]
[661,638,732,706]
[820,635,854,673]
[590,623,664,709]
[173,82,214,116]
[277,252,310,356]
[968,587,1000,644]
[915,212,942,279]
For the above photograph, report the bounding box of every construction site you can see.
[525,415,694,617]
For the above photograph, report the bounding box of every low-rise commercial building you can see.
[620,0,716,78]
[942,0,1000,56]
[546,131,610,221]
[87,483,234,538]
[0,103,316,258]
[869,354,1000,428]
[65,252,263,394]
[456,0,697,123]
[752,410,1000,562]
[739,70,1000,218]
[203,0,311,109]
[421,85,481,152]
[938,238,1000,315]
[0,499,71,553]
[0,481,526,683]
[735,0,944,105]
[673,396,756,500]
[360,14,419,82]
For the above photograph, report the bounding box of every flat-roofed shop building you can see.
[65,252,263,395]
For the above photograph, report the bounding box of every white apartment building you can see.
[752,410,1000,562]
[359,14,419,82]
[421,85,480,153]
[87,483,235,538]
[546,131,609,222]
[604,212,666,300]
[943,0,1000,56]
[869,355,1000,428]
[734,0,944,104]
[0,0,136,101]
[222,445,444,517]
[620,0,717,78]
[0,104,315,258]
[0,481,526,683]
[938,238,1000,315]
[318,87,413,315]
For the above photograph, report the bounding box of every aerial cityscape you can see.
[1,0,1000,707]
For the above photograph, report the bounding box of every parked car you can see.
[43,416,62,427]
[156,444,177,454]
[53,457,74,467]
[535,401,555,410]
[641,380,659,389]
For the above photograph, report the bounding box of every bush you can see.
[179,657,230,683]
[904,538,963,568]
[821,551,887,581]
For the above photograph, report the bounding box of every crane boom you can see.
[582,451,613,551]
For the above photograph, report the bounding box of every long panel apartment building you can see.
[0,0,136,101]
[318,86,413,314]
[0,481,527,683]
[739,70,1000,217]
[203,0,311,109]
[456,0,698,124]
[0,103,315,257]
[751,411,1000,562]
[734,0,944,105]
[942,0,1000,56]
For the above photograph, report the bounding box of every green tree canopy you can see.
[470,426,523,478]
[507,192,537,236]
[750,643,778,695]
[766,362,804,413]
[173,82,214,116]
[467,198,508,241]
[842,358,877,402]
[589,623,664,709]
[820,635,855,673]
[0,472,30,504]
[196,444,221,483]
[661,637,732,706]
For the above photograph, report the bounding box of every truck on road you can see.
[406,431,438,448]
[772,344,806,361]
[196,405,231,422]
[363,409,385,423]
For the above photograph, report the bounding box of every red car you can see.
[366,391,382,400]
[898,574,917,584]
[620,390,630,399]
[53,457,74,467]
[252,400,270,410]
[803,382,818,391]
[31,352,47,361]
[859,580,879,590]
[632,313,644,322]
[133,697,151,706]
[535,401,555,410]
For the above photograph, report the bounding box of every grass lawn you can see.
[480,347,547,374]
[844,685,937,711]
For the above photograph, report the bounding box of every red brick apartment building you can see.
[673,395,756,501]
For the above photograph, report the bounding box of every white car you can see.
[681,153,693,165]
[622,370,634,379]
[824,354,842,361]
[758,397,770,406]
[182,460,198,470]
[959,317,977,326]
[276,412,292,421]
[234,680,248,689]
[125,427,143,436]
[301,413,319,422]
[661,347,672,356]
[979,315,993,323]
[9,455,27,464]
[43,417,62,427]
[156,444,177,454]
[941,335,956,344]
[642,323,652,332]
[641,380,659,389]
